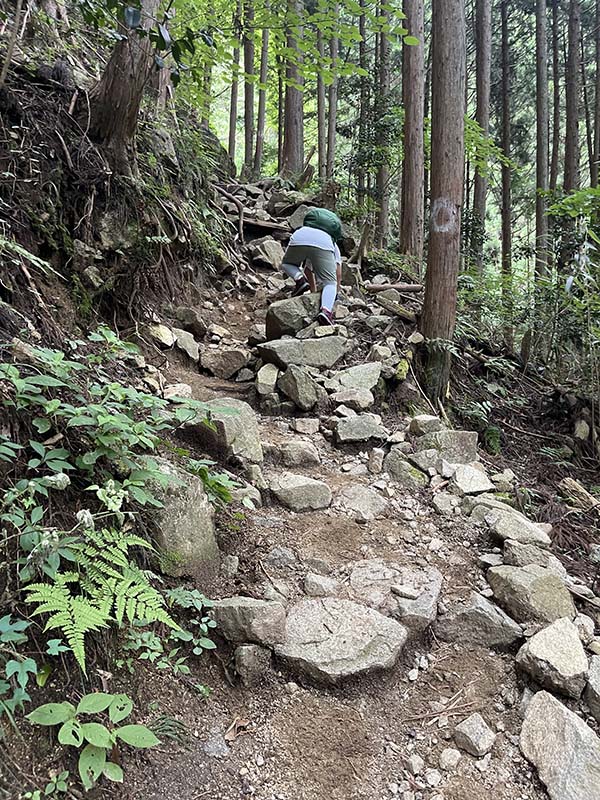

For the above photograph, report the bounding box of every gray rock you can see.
[330,388,375,411]
[278,364,323,411]
[407,754,425,775]
[574,613,596,644]
[409,415,445,436]
[434,592,523,649]
[203,731,229,759]
[520,690,600,800]
[487,565,576,624]
[235,644,272,687]
[348,558,443,632]
[259,337,348,370]
[330,362,382,392]
[189,398,263,464]
[451,464,495,495]
[175,306,208,338]
[270,472,332,511]
[264,545,298,569]
[256,363,280,395]
[281,440,321,467]
[147,324,175,348]
[288,203,312,230]
[249,237,284,269]
[337,485,388,522]
[201,347,250,379]
[406,449,440,472]
[293,418,320,434]
[304,572,340,597]
[212,597,286,645]
[432,492,460,515]
[466,495,552,547]
[274,598,408,684]
[439,748,462,771]
[150,458,218,580]
[335,414,388,444]
[418,430,479,463]
[454,713,496,757]
[384,449,429,489]
[172,327,199,362]
[221,554,240,577]
[504,540,566,576]
[585,656,600,722]
[491,468,516,493]
[516,618,588,698]
[265,294,320,339]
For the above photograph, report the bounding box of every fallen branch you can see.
[215,184,245,243]
[364,282,423,293]
[372,294,417,324]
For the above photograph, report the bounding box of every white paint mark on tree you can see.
[431,198,459,234]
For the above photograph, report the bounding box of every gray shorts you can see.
[283,245,337,285]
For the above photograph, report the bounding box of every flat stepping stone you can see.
[275,597,407,684]
[270,472,332,511]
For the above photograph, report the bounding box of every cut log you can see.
[372,295,417,324]
[365,282,423,293]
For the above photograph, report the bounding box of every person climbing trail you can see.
[280,207,343,326]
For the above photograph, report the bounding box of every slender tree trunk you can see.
[277,54,284,173]
[317,28,327,180]
[472,0,491,269]
[243,0,255,176]
[253,23,269,176]
[281,0,304,176]
[0,0,24,91]
[564,0,581,192]
[582,36,594,185]
[500,0,513,344]
[228,0,243,161]
[423,37,432,221]
[357,0,368,206]
[326,4,339,179]
[88,0,161,175]
[400,0,425,268]
[421,0,466,403]
[536,0,549,275]
[550,0,561,191]
[375,12,391,248]
[593,0,600,186]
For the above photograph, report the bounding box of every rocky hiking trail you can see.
[119,184,600,800]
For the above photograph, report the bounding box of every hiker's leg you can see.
[310,250,338,313]
[306,264,317,292]
[282,246,310,294]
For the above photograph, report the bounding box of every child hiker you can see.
[280,208,343,326]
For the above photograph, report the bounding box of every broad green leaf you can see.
[116,724,160,748]
[81,722,113,748]
[27,702,73,726]
[103,761,124,782]
[35,663,52,687]
[109,693,133,724]
[32,417,51,434]
[58,718,84,747]
[6,658,37,688]
[78,743,106,790]
[76,692,114,714]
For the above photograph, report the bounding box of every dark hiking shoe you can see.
[291,278,310,297]
[316,308,335,326]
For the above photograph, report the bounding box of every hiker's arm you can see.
[336,262,342,292]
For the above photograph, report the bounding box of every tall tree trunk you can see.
[536,0,549,275]
[423,37,432,221]
[593,0,600,187]
[281,0,304,176]
[472,0,491,269]
[228,0,243,161]
[356,0,368,207]
[582,36,594,184]
[564,0,581,192]
[277,54,284,173]
[375,13,391,248]
[243,0,255,177]
[253,23,269,176]
[500,0,513,344]
[421,0,466,403]
[88,0,161,175]
[317,28,327,180]
[550,0,561,191]
[326,4,339,180]
[400,0,425,269]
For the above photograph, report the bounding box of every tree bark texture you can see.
[326,4,339,180]
[564,0,581,191]
[317,28,327,180]
[550,0,561,191]
[281,0,304,177]
[356,0,368,206]
[500,0,513,341]
[400,0,425,268]
[228,0,243,161]
[243,0,255,176]
[536,0,549,275]
[472,0,491,269]
[253,23,269,176]
[88,0,161,175]
[593,0,600,186]
[421,0,466,403]
[375,12,391,248]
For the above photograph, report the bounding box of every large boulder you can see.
[335,414,388,444]
[417,430,479,463]
[434,592,522,649]
[329,362,382,392]
[201,347,250,379]
[521,691,600,800]
[487,565,576,624]
[270,472,332,511]
[330,388,375,411]
[347,559,443,632]
[466,495,552,547]
[277,365,324,411]
[504,540,566,576]
[249,237,284,269]
[384,449,429,489]
[212,597,286,646]
[150,458,218,579]
[275,597,408,684]
[256,363,280,395]
[409,415,445,436]
[337,485,388,522]
[281,440,321,467]
[187,398,263,464]
[265,294,320,340]
[516,618,588,698]
[258,337,348,370]
[451,464,494,495]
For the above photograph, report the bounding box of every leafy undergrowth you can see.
[0,327,232,796]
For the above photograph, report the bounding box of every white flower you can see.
[76,509,95,530]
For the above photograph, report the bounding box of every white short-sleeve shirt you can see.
[289,226,341,264]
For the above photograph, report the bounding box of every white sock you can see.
[320,283,337,311]
[282,263,303,281]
